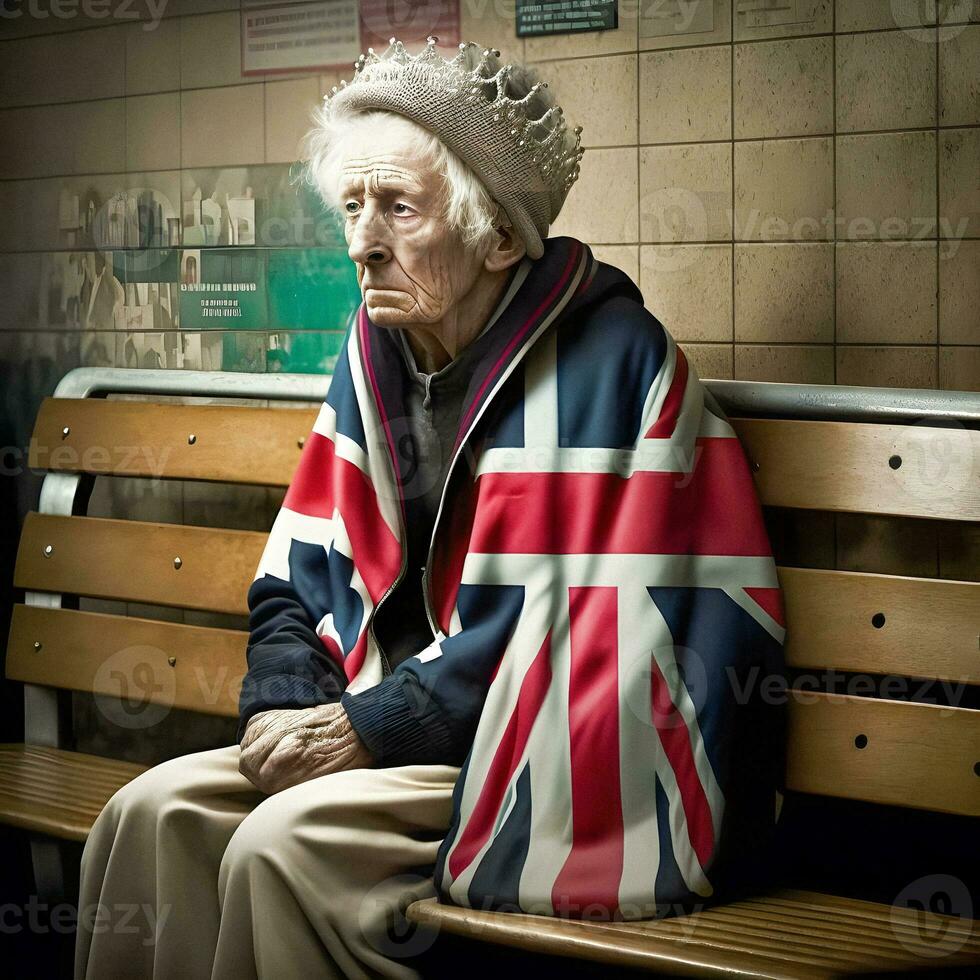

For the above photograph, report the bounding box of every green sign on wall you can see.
[516,0,617,36]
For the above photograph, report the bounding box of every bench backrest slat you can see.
[785,692,979,817]
[732,418,980,520]
[781,567,980,684]
[29,397,316,486]
[7,605,245,717]
[15,514,265,617]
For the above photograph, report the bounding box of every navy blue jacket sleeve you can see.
[236,572,348,744]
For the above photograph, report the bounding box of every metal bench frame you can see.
[20,366,980,907]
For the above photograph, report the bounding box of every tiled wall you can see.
[514,0,979,390]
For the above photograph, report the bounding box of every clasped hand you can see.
[239,702,374,795]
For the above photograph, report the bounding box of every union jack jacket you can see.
[238,234,787,920]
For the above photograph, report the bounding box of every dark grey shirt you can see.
[372,259,533,669]
[370,330,481,670]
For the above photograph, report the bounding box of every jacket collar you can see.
[357,235,643,500]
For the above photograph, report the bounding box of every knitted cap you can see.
[323,36,585,260]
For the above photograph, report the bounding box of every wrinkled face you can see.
[339,121,486,329]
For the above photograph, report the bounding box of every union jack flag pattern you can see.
[239,235,786,921]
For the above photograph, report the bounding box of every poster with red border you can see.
[242,0,461,77]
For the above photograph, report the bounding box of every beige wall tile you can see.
[735,243,834,342]
[640,0,732,50]
[939,128,980,238]
[734,0,832,40]
[680,343,734,379]
[836,131,937,239]
[640,143,732,241]
[181,85,264,169]
[460,2,524,64]
[265,77,320,164]
[180,11,244,90]
[734,37,832,139]
[126,18,180,95]
[940,24,980,124]
[836,242,938,344]
[734,344,835,383]
[640,45,731,144]
[591,245,640,283]
[0,100,127,179]
[734,137,833,240]
[940,345,980,389]
[0,26,126,108]
[836,514,939,577]
[0,253,41,328]
[938,0,980,23]
[527,4,638,59]
[126,93,180,173]
[836,345,938,387]
[837,29,937,132]
[529,55,636,148]
[939,240,980,343]
[0,179,53,252]
[836,0,937,32]
[639,244,733,341]
[551,147,638,242]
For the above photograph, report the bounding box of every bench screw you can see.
[43,545,53,557]
[188,434,197,445]
[751,460,760,472]
[61,426,70,439]
[888,454,902,470]
[297,437,306,449]
[173,556,182,570]
[33,641,41,652]
[168,656,177,667]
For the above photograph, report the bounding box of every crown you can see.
[323,36,585,259]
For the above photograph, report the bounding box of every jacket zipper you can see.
[420,255,590,638]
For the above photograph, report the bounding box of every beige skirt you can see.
[74,744,461,979]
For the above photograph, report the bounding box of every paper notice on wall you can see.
[242,0,361,75]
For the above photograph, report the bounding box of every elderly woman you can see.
[75,36,784,980]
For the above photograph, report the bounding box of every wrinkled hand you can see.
[239,703,374,795]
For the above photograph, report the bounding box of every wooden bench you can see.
[3,367,978,977]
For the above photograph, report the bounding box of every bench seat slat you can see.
[780,566,980,683]
[7,605,246,717]
[406,891,980,979]
[29,398,316,486]
[744,894,980,948]
[15,513,266,616]
[731,417,980,521]
[0,744,146,842]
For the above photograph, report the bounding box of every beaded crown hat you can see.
[324,35,585,259]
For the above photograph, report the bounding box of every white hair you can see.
[303,61,553,257]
